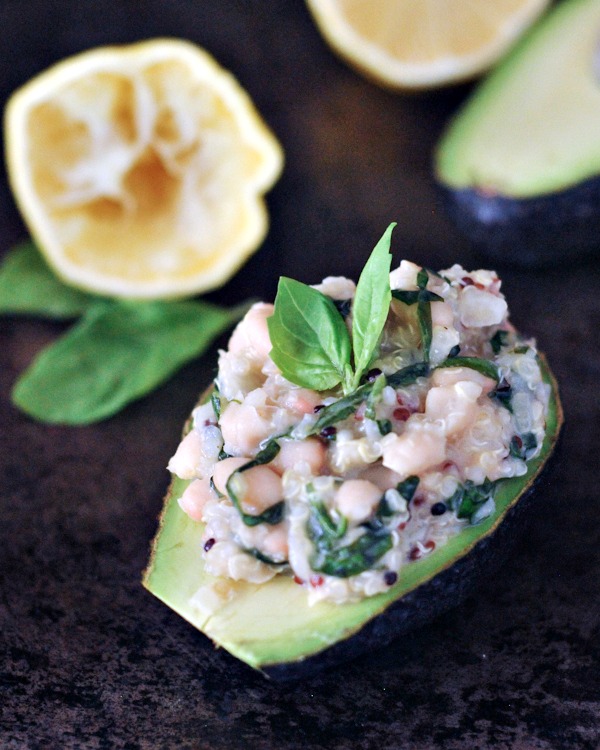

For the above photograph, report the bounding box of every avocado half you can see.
[435,0,600,267]
[143,358,562,680]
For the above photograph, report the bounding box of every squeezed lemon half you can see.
[306,0,550,90]
[4,39,283,299]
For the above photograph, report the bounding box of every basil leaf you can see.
[311,528,393,578]
[12,299,247,425]
[268,277,351,391]
[489,379,513,412]
[365,373,386,420]
[392,269,442,362]
[307,501,348,544]
[226,438,285,527]
[490,329,509,354]
[391,290,420,305]
[243,548,288,566]
[351,223,394,387]
[448,479,496,524]
[397,475,419,502]
[435,356,500,382]
[386,361,430,387]
[0,241,97,319]
[310,380,373,434]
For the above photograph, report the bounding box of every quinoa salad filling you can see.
[168,231,549,607]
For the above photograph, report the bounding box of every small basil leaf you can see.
[12,299,247,425]
[0,241,97,319]
[310,381,373,434]
[397,476,419,502]
[311,529,393,578]
[391,290,420,306]
[351,223,394,385]
[268,277,351,391]
[435,356,500,382]
[243,548,288,566]
[490,329,509,354]
[386,361,430,387]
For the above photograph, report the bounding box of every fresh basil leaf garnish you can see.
[226,438,285,527]
[350,223,394,389]
[268,277,352,392]
[0,241,98,319]
[435,356,500,382]
[12,299,247,425]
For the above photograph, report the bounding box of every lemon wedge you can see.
[306,0,550,90]
[4,39,283,299]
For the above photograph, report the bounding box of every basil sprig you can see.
[225,438,285,527]
[392,268,443,362]
[268,224,395,395]
[0,242,250,424]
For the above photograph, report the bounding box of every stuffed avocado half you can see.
[435,0,600,267]
[143,225,562,679]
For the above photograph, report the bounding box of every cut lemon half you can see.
[4,39,283,299]
[306,0,550,90]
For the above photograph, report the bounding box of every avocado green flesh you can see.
[436,0,600,198]
[143,359,561,674]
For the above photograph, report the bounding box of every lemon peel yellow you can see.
[306,0,550,90]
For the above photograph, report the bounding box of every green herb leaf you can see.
[397,475,419,502]
[12,299,248,425]
[490,329,509,354]
[0,241,97,319]
[243,548,288,566]
[448,479,496,524]
[268,277,351,392]
[310,380,373,434]
[386,361,430,387]
[226,438,285,527]
[391,269,442,362]
[435,356,500,382]
[311,528,393,578]
[350,223,394,387]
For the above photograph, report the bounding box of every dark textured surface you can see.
[1,2,599,748]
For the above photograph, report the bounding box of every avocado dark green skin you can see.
[438,176,600,268]
[263,437,563,681]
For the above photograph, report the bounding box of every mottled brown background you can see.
[1,2,598,749]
